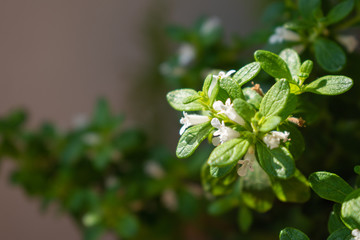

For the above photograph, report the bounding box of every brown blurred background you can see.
[0,0,259,239]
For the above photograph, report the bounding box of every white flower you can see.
[292,44,305,54]
[178,44,196,66]
[72,113,89,129]
[208,69,236,97]
[201,17,221,36]
[211,118,240,146]
[269,26,301,44]
[179,112,209,135]
[213,98,245,125]
[263,131,290,149]
[337,35,358,53]
[144,160,165,179]
[352,229,360,240]
[237,146,255,177]
[161,189,178,211]
[82,132,101,146]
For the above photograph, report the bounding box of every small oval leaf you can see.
[341,188,360,229]
[176,122,212,158]
[254,50,292,81]
[279,227,310,240]
[208,138,250,167]
[256,142,295,179]
[167,89,203,111]
[233,62,261,86]
[314,38,346,72]
[304,75,353,95]
[308,171,354,203]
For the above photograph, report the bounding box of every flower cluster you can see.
[353,229,360,240]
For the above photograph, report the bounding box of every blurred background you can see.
[0,0,262,239]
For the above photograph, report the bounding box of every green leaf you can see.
[279,48,301,83]
[219,77,244,100]
[116,213,139,238]
[298,60,313,82]
[256,142,295,179]
[259,116,281,132]
[341,188,360,229]
[216,87,230,104]
[233,98,257,123]
[355,165,360,175]
[279,227,310,240]
[328,205,347,234]
[183,94,201,104]
[208,197,239,215]
[254,50,292,81]
[92,98,112,128]
[304,75,353,95]
[208,138,250,167]
[242,160,275,213]
[202,74,213,94]
[237,206,253,232]
[270,169,310,203]
[233,62,261,86]
[278,123,305,160]
[210,162,237,178]
[176,122,212,158]
[83,226,104,240]
[167,89,203,111]
[308,172,354,203]
[243,87,263,109]
[314,38,346,72]
[201,163,237,196]
[260,80,290,118]
[327,228,353,240]
[324,0,354,25]
[298,0,322,20]
[278,93,297,121]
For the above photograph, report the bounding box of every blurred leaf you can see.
[242,160,274,212]
[298,0,322,20]
[83,226,104,240]
[278,123,305,160]
[201,163,237,196]
[116,213,139,238]
[270,169,310,203]
[355,166,360,175]
[314,38,346,72]
[324,0,354,25]
[208,196,238,215]
[237,206,253,232]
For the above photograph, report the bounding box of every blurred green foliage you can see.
[1,0,360,239]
